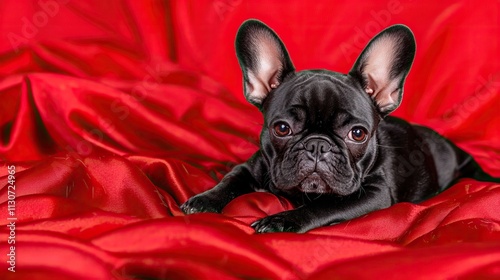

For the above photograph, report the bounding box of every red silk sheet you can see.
[1,0,500,279]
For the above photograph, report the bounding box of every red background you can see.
[0,0,499,279]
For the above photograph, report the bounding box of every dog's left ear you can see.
[349,25,416,117]
[235,20,295,107]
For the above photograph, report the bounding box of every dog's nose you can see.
[305,137,331,157]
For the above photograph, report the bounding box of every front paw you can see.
[181,193,224,214]
[251,212,304,233]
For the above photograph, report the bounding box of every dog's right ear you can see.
[235,20,295,107]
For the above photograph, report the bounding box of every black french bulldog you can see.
[181,20,498,233]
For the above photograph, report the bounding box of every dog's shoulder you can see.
[377,116,417,145]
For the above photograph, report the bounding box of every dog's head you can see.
[235,20,415,196]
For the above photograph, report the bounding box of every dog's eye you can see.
[348,127,367,142]
[274,122,292,137]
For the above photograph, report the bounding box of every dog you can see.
[181,19,499,233]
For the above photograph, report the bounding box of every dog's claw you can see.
[180,203,194,214]
[251,213,303,233]
[180,194,223,215]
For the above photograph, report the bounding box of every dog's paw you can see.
[251,212,304,233]
[180,193,223,214]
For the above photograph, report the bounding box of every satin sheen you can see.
[1,0,500,279]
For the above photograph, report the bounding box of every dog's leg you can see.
[252,180,392,233]
[180,164,257,214]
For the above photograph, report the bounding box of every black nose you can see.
[305,137,331,158]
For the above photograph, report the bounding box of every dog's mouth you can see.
[298,172,329,193]
[296,171,359,196]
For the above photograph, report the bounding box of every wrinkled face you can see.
[261,71,380,196]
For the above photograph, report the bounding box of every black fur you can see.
[181,20,498,233]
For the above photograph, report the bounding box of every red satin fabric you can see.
[1,0,500,279]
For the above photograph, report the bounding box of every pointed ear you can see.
[235,19,295,107]
[349,25,416,116]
